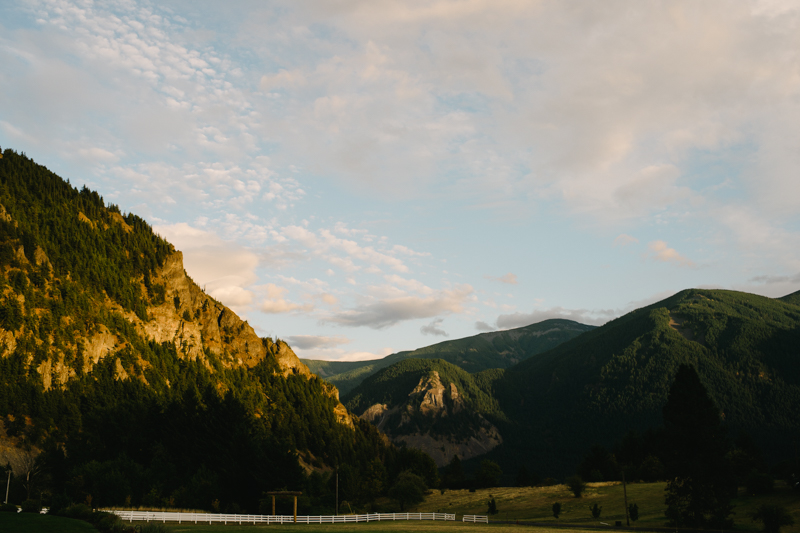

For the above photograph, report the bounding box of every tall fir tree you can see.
[662,364,734,528]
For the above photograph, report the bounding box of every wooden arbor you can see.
[266,491,303,523]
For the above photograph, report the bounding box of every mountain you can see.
[490,288,800,477]
[0,149,391,512]
[346,288,800,480]
[345,358,505,466]
[304,319,595,397]
[779,289,800,306]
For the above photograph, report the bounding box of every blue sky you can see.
[2,0,799,361]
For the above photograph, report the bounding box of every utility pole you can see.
[4,463,11,504]
[622,469,630,526]
[335,468,338,516]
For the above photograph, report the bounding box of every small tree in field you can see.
[590,503,602,519]
[753,505,794,533]
[552,502,562,520]
[566,475,586,498]
[487,496,498,515]
[629,503,639,523]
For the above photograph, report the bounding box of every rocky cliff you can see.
[359,370,502,466]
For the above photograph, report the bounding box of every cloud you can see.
[614,234,639,247]
[259,283,310,314]
[322,284,473,329]
[286,335,351,350]
[496,307,615,329]
[420,318,448,337]
[297,347,394,362]
[486,272,518,285]
[647,240,695,267]
[475,320,494,332]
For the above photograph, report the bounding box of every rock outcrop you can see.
[360,371,502,466]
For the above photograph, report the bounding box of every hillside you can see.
[305,319,594,398]
[0,149,391,512]
[488,288,800,478]
[345,358,504,465]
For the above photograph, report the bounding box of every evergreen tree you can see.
[663,364,733,528]
[442,455,465,489]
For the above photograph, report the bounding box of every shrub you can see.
[63,503,94,520]
[20,499,42,513]
[746,472,774,495]
[629,503,639,522]
[589,503,602,519]
[566,475,586,498]
[552,502,562,519]
[753,505,794,533]
[48,493,72,515]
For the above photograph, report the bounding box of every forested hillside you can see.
[488,288,800,478]
[305,319,594,397]
[0,149,408,513]
[345,358,504,466]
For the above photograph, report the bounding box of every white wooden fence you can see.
[462,514,489,523]
[106,510,455,525]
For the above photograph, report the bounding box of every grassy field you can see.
[0,512,96,533]
[411,482,666,526]
[409,481,799,533]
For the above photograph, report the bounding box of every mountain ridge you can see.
[304,318,595,398]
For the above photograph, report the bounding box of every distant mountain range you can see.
[341,288,800,479]
[303,319,595,397]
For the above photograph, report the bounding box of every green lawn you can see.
[0,512,96,533]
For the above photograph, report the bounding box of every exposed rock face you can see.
[0,199,356,424]
[360,371,501,466]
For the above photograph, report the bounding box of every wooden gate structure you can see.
[266,491,302,523]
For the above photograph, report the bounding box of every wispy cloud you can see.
[420,318,448,337]
[647,240,695,267]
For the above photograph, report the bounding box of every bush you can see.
[589,503,602,519]
[0,502,18,512]
[92,511,125,532]
[20,499,42,513]
[63,503,93,521]
[629,503,639,522]
[48,493,72,515]
[753,504,794,533]
[566,475,586,498]
[552,502,562,519]
[746,471,774,495]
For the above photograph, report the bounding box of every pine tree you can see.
[663,364,733,528]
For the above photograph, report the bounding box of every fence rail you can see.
[463,514,489,523]
[106,510,456,525]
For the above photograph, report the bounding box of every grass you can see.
[160,523,589,533]
[410,482,667,525]
[0,512,96,533]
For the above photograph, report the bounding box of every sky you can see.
[1,0,800,361]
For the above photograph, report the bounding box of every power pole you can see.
[4,465,11,504]
[622,469,630,526]
[335,468,339,516]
